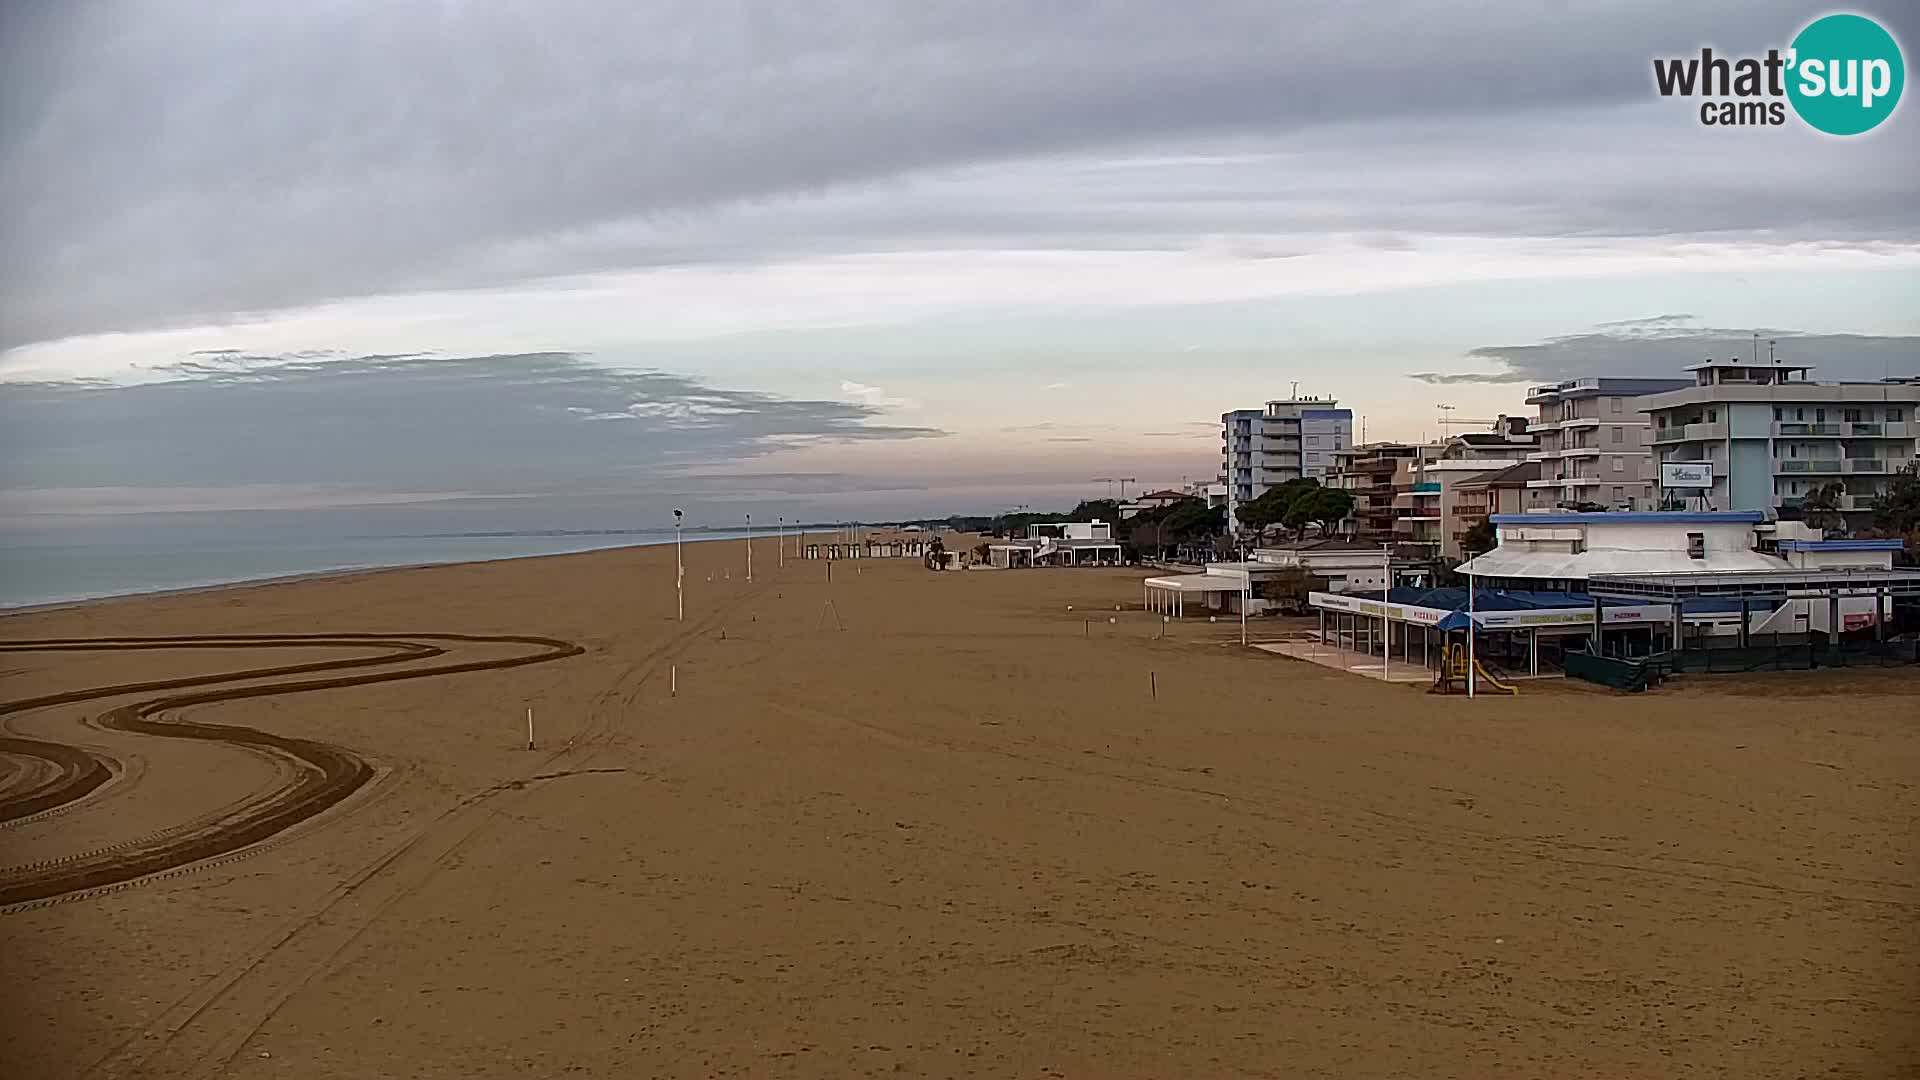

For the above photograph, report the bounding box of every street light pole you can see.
[778,516,785,568]
[1467,552,1477,699]
[746,513,753,582]
[1381,547,1391,682]
[673,508,684,622]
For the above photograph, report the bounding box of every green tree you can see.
[1234,478,1320,535]
[1460,517,1496,555]
[1070,499,1121,522]
[1872,463,1920,533]
[1803,481,1847,535]
[1292,487,1353,535]
[1161,499,1224,540]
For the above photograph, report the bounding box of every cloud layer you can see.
[1419,318,1920,385]
[4,1,1915,349]
[0,352,941,508]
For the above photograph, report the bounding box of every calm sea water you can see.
[0,508,764,609]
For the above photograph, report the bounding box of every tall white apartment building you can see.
[1522,377,1691,511]
[1222,396,1353,528]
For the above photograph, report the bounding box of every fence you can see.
[1669,637,1917,673]
[1569,636,1918,687]
[1565,651,1669,692]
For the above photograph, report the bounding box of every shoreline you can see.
[0,533,751,618]
[0,526,947,617]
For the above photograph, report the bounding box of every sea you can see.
[0,506,773,610]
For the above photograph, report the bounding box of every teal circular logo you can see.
[1787,13,1905,135]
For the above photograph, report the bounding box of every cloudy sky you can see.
[2,1,1916,523]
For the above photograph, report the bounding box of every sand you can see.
[2,536,1916,1078]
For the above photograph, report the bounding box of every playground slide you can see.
[1429,643,1520,695]
[1033,536,1058,561]
[1469,657,1519,694]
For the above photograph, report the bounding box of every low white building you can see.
[1458,511,1901,635]
[986,520,1124,568]
[1250,540,1397,593]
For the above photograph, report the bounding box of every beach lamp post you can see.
[1466,552,1477,699]
[1381,547,1391,682]
[778,516,786,568]
[746,513,753,582]
[674,508,684,622]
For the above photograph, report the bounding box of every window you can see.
[1774,407,1783,421]
[1609,426,1624,444]
[1612,486,1624,504]
[1306,436,1321,447]
[1844,408,1861,423]
[1790,444,1799,457]
[1815,408,1825,422]
[1796,408,1805,421]
[1708,408,1718,422]
[1610,397,1623,414]
[1611,456,1624,473]
[1893,408,1906,422]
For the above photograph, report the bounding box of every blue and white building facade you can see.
[1222,396,1353,529]
[1640,360,1920,525]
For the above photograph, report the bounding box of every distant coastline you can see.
[0,530,758,613]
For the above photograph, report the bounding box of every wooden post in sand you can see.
[671,665,677,697]
[1149,671,1157,700]
[526,708,534,750]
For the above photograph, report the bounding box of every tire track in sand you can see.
[0,633,583,908]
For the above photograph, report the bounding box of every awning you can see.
[1143,574,1237,592]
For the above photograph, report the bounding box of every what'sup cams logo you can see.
[1653,12,1904,134]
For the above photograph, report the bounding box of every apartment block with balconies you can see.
[1221,396,1352,529]
[1522,376,1690,512]
[1331,442,1422,542]
[1641,359,1920,524]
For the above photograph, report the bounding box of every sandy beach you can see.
[3,536,1916,1078]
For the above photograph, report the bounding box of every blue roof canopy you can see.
[1489,511,1766,525]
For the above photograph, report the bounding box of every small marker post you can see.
[671,665,677,697]
[1150,671,1157,700]
[526,708,534,751]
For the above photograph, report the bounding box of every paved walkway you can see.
[1254,640,1435,684]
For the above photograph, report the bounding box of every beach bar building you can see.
[1304,510,1917,681]
[986,521,1124,569]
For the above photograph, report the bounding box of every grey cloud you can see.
[6,1,1913,348]
[1408,371,1539,386]
[0,352,942,499]
[1459,323,1920,383]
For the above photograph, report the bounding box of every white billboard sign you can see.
[1660,461,1714,489]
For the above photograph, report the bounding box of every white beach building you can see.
[986,520,1124,568]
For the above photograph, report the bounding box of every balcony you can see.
[1560,444,1602,458]
[1844,421,1915,438]
[1653,421,1726,443]
[1778,458,1887,475]
[1777,493,1878,512]
[1560,416,1601,430]
[1774,422,1844,437]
